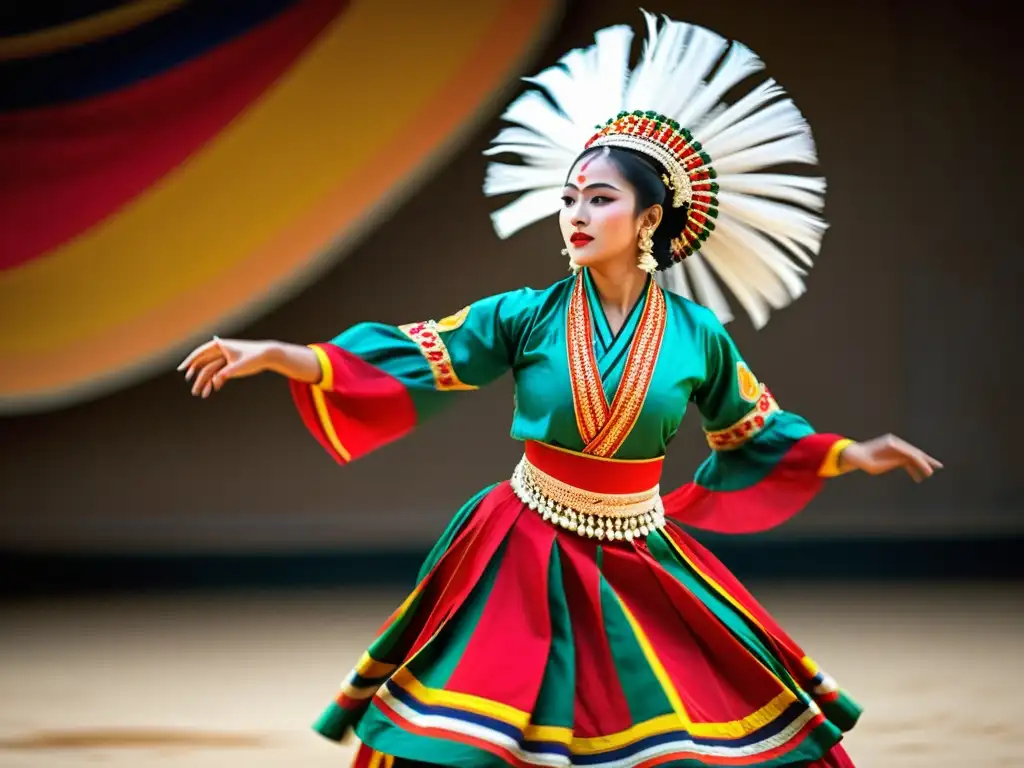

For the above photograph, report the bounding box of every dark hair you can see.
[568,145,688,271]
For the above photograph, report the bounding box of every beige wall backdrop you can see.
[1,0,1020,553]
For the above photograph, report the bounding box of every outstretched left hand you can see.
[839,434,942,483]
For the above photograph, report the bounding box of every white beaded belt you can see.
[510,454,666,540]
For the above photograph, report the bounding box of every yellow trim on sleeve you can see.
[818,438,856,478]
[310,387,351,463]
[305,344,349,463]
[309,344,334,391]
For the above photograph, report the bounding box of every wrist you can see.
[259,341,286,373]
[836,442,859,473]
[819,437,857,477]
[262,341,326,385]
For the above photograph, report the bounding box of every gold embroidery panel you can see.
[704,386,780,451]
[585,282,667,457]
[399,320,478,392]
[567,276,610,444]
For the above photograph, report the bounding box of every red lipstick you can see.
[570,232,594,246]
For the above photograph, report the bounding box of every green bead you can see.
[692,141,703,151]
[692,239,703,251]
[710,183,720,193]
[699,152,711,164]
[617,111,628,118]
[704,220,716,230]
[707,208,719,219]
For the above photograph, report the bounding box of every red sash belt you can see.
[523,441,664,494]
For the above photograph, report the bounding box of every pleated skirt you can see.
[315,482,861,767]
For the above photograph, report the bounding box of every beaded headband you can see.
[586,110,721,263]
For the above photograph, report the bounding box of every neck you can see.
[586,261,649,315]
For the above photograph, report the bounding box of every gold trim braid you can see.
[584,280,666,457]
[566,275,667,459]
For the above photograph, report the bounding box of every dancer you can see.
[179,12,939,767]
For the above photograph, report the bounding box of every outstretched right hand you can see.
[177,337,273,398]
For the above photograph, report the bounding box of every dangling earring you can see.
[562,247,581,275]
[637,230,658,274]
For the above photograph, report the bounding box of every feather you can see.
[716,191,827,254]
[489,187,563,240]
[626,15,730,120]
[700,240,771,328]
[714,174,826,211]
[712,132,818,175]
[625,12,685,109]
[772,235,817,267]
[708,214,808,305]
[482,143,575,166]
[484,163,568,197]
[656,261,693,300]
[695,79,785,142]
[500,91,581,152]
[726,218,814,284]
[675,41,764,128]
[522,26,633,144]
[487,126,554,149]
[684,253,734,324]
[701,99,810,160]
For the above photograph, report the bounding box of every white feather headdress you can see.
[483,11,827,329]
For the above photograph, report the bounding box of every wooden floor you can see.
[0,582,1020,767]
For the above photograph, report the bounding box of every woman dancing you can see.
[179,12,939,767]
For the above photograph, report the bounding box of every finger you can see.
[212,361,244,389]
[193,358,226,395]
[201,380,213,399]
[192,359,225,396]
[904,462,925,483]
[212,365,234,391]
[178,339,220,371]
[895,440,942,470]
[184,347,225,381]
[909,453,935,480]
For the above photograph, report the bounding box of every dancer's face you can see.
[559,151,660,272]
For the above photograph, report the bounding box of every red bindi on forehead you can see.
[576,155,597,185]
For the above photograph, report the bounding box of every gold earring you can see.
[637,230,657,274]
[562,247,580,274]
